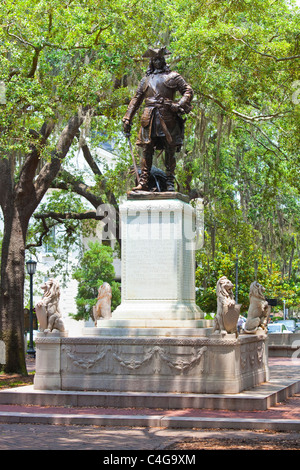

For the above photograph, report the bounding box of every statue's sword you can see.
[126,135,140,183]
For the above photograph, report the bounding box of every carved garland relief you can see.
[62,344,207,375]
[240,341,265,370]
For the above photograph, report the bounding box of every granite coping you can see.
[127,191,190,203]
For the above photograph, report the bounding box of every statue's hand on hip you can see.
[170,102,185,114]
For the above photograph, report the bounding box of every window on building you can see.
[44,226,56,253]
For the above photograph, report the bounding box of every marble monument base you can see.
[33,193,269,394]
[33,333,269,394]
[111,193,204,322]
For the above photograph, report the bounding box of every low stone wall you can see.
[34,333,269,394]
[268,333,300,358]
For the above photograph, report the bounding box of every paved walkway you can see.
[0,423,300,451]
[0,357,299,450]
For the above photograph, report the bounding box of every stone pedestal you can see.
[112,193,203,322]
[82,193,207,336]
[34,193,269,394]
[34,333,269,393]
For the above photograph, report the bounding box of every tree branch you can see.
[26,210,103,250]
[199,93,288,122]
[34,210,101,221]
[33,107,92,206]
[80,139,118,208]
[27,47,42,78]
[15,120,56,210]
[249,122,288,159]
[231,36,300,62]
[25,214,52,250]
[50,168,121,245]
[236,124,287,160]
[33,208,120,246]
[52,168,105,209]
[5,25,36,48]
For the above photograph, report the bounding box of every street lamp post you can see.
[235,254,238,304]
[26,259,37,357]
[283,299,286,320]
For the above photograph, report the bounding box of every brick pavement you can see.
[0,394,300,420]
[0,423,299,451]
[1,357,299,421]
[0,356,299,450]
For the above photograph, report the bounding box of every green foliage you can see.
[72,242,121,321]
[196,206,300,315]
[26,189,96,284]
[1,0,300,321]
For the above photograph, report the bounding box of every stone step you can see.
[93,319,213,328]
[83,319,214,337]
[0,410,299,432]
[1,373,299,411]
[82,327,213,337]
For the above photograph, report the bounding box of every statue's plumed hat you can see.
[142,46,171,58]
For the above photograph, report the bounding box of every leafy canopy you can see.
[72,242,121,321]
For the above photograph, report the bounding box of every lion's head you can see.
[249,281,266,300]
[97,282,112,300]
[41,278,60,300]
[216,276,234,299]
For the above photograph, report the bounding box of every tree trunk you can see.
[0,203,28,374]
[0,107,92,374]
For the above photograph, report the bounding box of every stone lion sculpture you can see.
[35,278,65,333]
[93,282,112,326]
[244,281,270,334]
[213,276,241,335]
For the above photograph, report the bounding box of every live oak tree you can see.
[172,0,300,313]
[0,0,167,373]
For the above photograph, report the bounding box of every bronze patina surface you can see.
[123,47,193,192]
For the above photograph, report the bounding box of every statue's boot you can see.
[132,146,153,191]
[165,149,176,191]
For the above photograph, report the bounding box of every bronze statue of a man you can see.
[123,47,194,192]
